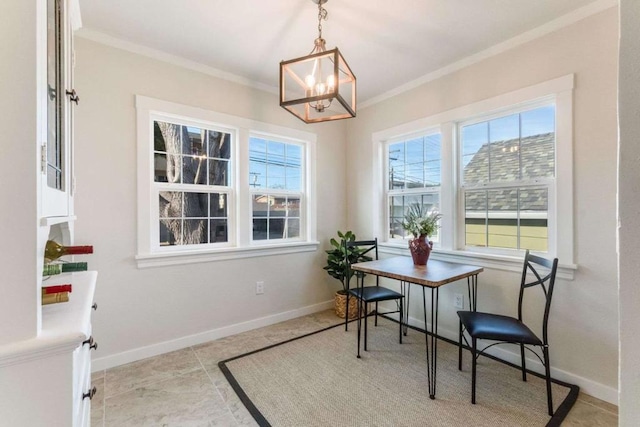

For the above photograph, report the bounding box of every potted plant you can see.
[324,231,372,318]
[401,204,442,265]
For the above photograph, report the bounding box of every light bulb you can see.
[304,75,315,89]
[326,74,336,91]
[316,82,326,95]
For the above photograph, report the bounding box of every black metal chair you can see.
[344,239,404,358]
[457,250,559,415]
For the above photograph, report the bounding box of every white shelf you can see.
[0,271,97,367]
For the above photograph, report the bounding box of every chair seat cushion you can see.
[457,311,543,345]
[348,286,403,302]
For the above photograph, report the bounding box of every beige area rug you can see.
[219,317,578,427]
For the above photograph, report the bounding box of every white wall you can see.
[72,38,348,369]
[346,8,619,402]
[618,0,640,424]
[0,0,40,343]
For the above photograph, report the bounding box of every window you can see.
[249,136,303,242]
[154,121,233,247]
[460,105,555,253]
[373,75,574,271]
[136,96,318,267]
[386,132,441,241]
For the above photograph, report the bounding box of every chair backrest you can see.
[518,250,559,345]
[344,239,378,289]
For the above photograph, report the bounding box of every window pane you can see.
[160,219,181,246]
[209,219,228,243]
[390,166,406,190]
[155,154,180,183]
[287,219,300,238]
[208,159,229,186]
[184,126,205,157]
[388,194,440,241]
[286,144,302,166]
[154,122,166,152]
[487,189,518,249]
[250,159,266,188]
[389,196,404,239]
[286,166,301,191]
[521,106,555,180]
[208,131,231,159]
[519,187,548,251]
[183,219,207,245]
[271,197,287,217]
[405,137,423,162]
[253,218,268,240]
[266,163,286,189]
[269,218,285,239]
[253,195,269,217]
[159,192,182,218]
[155,123,183,182]
[154,153,168,182]
[183,155,207,185]
[183,192,208,218]
[462,122,489,184]
[287,197,301,217]
[489,114,520,182]
[405,162,425,188]
[210,193,227,218]
[465,191,487,247]
[388,142,405,190]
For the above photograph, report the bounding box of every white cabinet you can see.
[41,0,81,219]
[0,272,98,427]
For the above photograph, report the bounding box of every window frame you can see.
[371,75,576,278]
[456,99,557,257]
[384,128,443,244]
[248,132,307,245]
[135,96,319,268]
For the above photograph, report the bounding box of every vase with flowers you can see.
[401,204,442,265]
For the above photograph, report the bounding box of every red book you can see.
[42,284,72,294]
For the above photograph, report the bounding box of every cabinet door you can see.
[42,0,74,218]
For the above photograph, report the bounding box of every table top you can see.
[351,256,483,288]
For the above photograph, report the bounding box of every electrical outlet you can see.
[453,293,464,309]
[256,281,264,295]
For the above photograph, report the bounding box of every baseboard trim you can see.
[92,300,334,372]
[383,310,619,406]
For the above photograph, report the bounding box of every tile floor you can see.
[90,310,618,426]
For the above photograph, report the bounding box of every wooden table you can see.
[351,256,483,399]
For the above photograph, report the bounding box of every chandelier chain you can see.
[317,2,328,40]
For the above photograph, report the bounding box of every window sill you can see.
[378,243,576,280]
[136,241,320,269]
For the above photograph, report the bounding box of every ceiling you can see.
[78,0,609,106]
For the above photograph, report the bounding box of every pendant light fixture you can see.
[279,0,356,123]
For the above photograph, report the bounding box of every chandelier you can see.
[279,0,356,123]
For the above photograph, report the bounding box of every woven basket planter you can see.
[334,291,360,319]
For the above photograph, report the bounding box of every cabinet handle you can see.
[82,386,97,400]
[89,341,98,351]
[92,302,98,311]
[66,89,80,105]
[82,336,94,347]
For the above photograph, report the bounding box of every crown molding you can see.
[75,28,278,96]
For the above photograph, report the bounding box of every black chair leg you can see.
[345,293,350,331]
[543,346,554,416]
[458,320,463,371]
[520,343,527,382]
[375,301,379,326]
[399,298,403,344]
[356,296,362,358]
[471,337,477,404]
[364,302,369,351]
